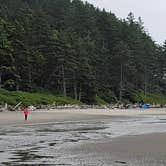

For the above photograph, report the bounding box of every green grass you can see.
[95,96,109,105]
[134,91,166,105]
[0,89,82,107]
[2,88,165,107]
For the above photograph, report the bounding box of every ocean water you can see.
[1,115,166,165]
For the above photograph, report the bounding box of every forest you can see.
[0,0,166,104]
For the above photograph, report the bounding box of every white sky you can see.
[83,0,166,44]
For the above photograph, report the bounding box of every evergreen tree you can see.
[0,0,165,103]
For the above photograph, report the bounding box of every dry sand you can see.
[0,108,166,125]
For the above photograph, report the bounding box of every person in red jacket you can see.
[23,108,29,121]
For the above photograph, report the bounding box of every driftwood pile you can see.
[0,103,166,112]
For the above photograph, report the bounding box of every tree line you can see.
[0,0,166,103]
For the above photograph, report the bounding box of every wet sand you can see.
[1,108,166,165]
[0,108,166,125]
[72,133,166,165]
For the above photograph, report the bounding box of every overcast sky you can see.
[83,0,166,44]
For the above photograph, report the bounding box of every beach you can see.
[71,133,166,166]
[1,108,166,165]
[1,108,166,125]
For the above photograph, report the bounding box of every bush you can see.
[134,91,166,104]
[0,89,82,107]
[95,96,108,105]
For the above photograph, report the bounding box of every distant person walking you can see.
[23,108,29,121]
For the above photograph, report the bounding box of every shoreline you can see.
[0,108,166,125]
[1,108,166,165]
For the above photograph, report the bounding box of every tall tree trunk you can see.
[16,79,19,91]
[144,65,147,98]
[62,64,66,97]
[73,72,77,100]
[74,81,77,100]
[102,39,105,49]
[119,64,123,102]
[78,84,82,101]
[0,71,2,88]
[28,64,32,88]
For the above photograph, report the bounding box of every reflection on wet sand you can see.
[1,115,166,165]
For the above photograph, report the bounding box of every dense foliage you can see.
[0,89,82,106]
[0,0,166,104]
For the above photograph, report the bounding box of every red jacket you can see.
[24,108,29,115]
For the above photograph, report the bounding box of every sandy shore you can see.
[72,133,166,165]
[0,108,166,125]
[75,132,166,154]
[1,108,166,165]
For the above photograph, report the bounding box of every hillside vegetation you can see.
[0,0,166,104]
[0,89,82,106]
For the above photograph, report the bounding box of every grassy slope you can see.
[0,89,82,106]
[1,89,165,107]
[95,96,109,105]
[135,92,166,105]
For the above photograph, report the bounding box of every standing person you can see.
[23,107,29,121]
